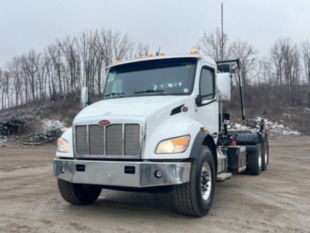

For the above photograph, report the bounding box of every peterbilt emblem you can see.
[99,120,110,126]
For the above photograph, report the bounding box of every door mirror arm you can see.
[195,95,202,106]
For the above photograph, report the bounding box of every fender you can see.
[190,130,218,173]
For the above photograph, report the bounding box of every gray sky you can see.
[1,0,310,65]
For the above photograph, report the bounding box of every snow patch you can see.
[256,117,300,136]
[41,120,68,132]
[230,117,301,136]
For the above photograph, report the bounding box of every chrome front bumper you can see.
[53,159,191,187]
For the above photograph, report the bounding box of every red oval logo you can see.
[99,120,110,126]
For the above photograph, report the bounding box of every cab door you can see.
[195,66,219,136]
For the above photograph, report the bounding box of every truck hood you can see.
[74,96,189,123]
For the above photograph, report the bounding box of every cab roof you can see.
[107,54,216,69]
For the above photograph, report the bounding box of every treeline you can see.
[196,28,310,107]
[0,27,310,110]
[0,28,150,108]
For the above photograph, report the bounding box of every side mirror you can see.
[195,95,202,106]
[217,73,231,101]
[81,87,89,109]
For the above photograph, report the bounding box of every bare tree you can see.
[270,38,301,105]
[112,31,134,60]
[1,70,11,108]
[0,69,4,108]
[256,58,274,85]
[79,31,98,94]
[7,57,23,105]
[20,50,41,102]
[301,41,310,105]
[228,40,258,86]
[48,44,64,97]
[196,28,229,61]
[59,36,80,93]
[136,42,150,56]
[301,41,310,84]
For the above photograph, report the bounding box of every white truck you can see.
[54,53,269,217]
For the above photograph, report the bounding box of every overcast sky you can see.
[1,0,310,66]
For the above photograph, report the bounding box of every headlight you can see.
[57,138,69,153]
[155,135,190,154]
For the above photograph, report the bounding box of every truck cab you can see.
[54,53,269,217]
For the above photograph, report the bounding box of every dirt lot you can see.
[0,136,310,233]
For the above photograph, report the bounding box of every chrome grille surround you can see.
[73,119,144,159]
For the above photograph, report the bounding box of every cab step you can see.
[216,172,232,182]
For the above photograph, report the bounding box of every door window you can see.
[200,67,215,101]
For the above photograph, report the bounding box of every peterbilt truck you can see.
[54,52,269,217]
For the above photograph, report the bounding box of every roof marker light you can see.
[135,54,142,59]
[147,52,153,58]
[190,49,199,55]
[114,59,121,64]
[158,51,166,56]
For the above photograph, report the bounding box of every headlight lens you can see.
[155,135,190,154]
[57,138,69,153]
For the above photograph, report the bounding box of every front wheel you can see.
[57,179,102,205]
[173,146,215,217]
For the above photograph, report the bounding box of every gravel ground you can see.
[0,136,309,233]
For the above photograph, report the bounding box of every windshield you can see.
[104,58,197,99]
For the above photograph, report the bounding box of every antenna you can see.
[221,1,224,61]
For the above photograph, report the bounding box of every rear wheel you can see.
[174,146,215,217]
[57,179,101,205]
[247,143,263,175]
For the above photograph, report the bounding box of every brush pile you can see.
[0,118,25,136]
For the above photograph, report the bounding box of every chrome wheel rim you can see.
[264,147,268,165]
[258,148,262,170]
[200,162,212,200]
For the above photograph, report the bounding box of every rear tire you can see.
[247,143,263,175]
[261,135,269,171]
[57,179,101,205]
[174,146,215,217]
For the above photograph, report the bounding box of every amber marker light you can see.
[190,49,199,55]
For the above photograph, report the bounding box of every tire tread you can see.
[57,179,101,205]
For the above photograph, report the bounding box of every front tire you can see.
[174,146,215,217]
[57,179,101,205]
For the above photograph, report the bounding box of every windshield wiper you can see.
[103,92,125,97]
[134,89,167,95]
